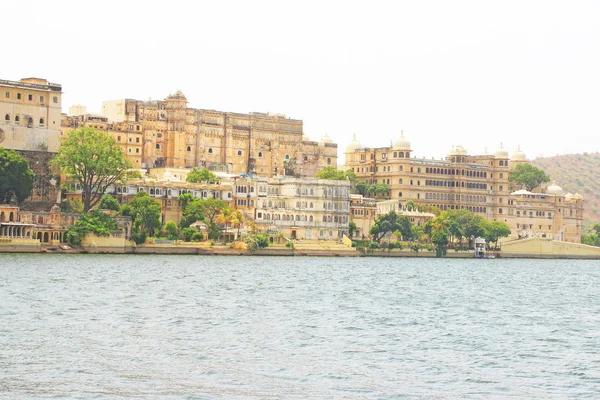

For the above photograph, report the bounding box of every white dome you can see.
[393,130,411,151]
[302,133,310,141]
[320,133,333,144]
[494,143,509,158]
[573,192,584,200]
[448,145,468,156]
[512,145,526,161]
[546,180,564,196]
[345,134,362,152]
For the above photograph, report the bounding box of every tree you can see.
[369,211,413,242]
[98,194,120,211]
[348,221,357,239]
[65,210,119,245]
[179,199,206,228]
[316,166,357,182]
[230,210,246,237]
[186,167,219,183]
[122,191,161,239]
[178,197,229,239]
[355,181,368,196]
[509,164,550,191]
[53,127,132,212]
[0,147,34,204]
[484,221,511,249]
[163,221,179,240]
[431,231,449,257]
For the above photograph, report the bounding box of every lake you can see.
[1,254,600,399]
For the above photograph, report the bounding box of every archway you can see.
[43,232,49,243]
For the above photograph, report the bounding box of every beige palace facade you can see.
[0,77,62,152]
[345,132,583,242]
[97,92,338,177]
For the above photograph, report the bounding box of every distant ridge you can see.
[530,153,600,231]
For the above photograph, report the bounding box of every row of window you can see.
[425,180,488,190]
[260,200,348,211]
[360,151,410,161]
[4,114,46,126]
[257,213,349,224]
[5,92,58,103]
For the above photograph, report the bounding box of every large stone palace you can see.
[344,132,584,242]
[61,93,338,177]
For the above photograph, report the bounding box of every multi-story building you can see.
[0,77,62,152]
[345,132,525,222]
[345,132,583,242]
[98,92,338,176]
[61,113,144,167]
[507,183,583,242]
[251,176,351,240]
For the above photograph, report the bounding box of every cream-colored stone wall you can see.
[99,93,337,176]
[501,238,600,258]
[0,78,62,152]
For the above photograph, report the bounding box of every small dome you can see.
[565,192,574,199]
[50,204,61,213]
[545,180,564,196]
[512,145,526,161]
[494,143,509,158]
[345,134,362,152]
[393,130,411,151]
[448,145,468,156]
[573,192,584,200]
[320,133,333,144]
[302,133,310,141]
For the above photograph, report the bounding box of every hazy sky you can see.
[5,0,599,162]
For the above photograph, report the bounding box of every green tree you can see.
[186,167,219,183]
[369,211,413,242]
[98,194,120,211]
[348,221,357,239]
[179,199,206,228]
[53,127,132,212]
[509,164,550,191]
[65,210,119,245]
[431,230,449,257]
[0,147,35,204]
[122,191,161,239]
[484,221,511,249]
[181,227,197,242]
[163,221,179,240]
[355,181,368,196]
[316,166,357,182]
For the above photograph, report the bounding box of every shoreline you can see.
[2,243,600,259]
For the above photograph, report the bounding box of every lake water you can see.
[1,254,600,399]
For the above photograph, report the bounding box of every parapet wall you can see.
[501,238,600,259]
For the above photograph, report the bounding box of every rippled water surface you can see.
[1,254,600,399]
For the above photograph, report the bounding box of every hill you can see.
[530,153,600,231]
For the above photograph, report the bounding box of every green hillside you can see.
[530,153,600,231]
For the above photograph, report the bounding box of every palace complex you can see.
[0,76,587,247]
[344,132,584,242]
[61,93,338,177]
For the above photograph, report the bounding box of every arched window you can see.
[187,146,191,152]
[393,152,397,158]
[156,144,161,149]
[39,118,45,125]
[258,152,263,158]
[208,148,213,154]
[15,115,20,123]
[237,150,242,156]
[28,117,33,126]
[4,114,9,121]
[399,152,404,158]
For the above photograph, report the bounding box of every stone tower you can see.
[164,91,188,168]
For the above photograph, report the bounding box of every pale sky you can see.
[5,0,599,162]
